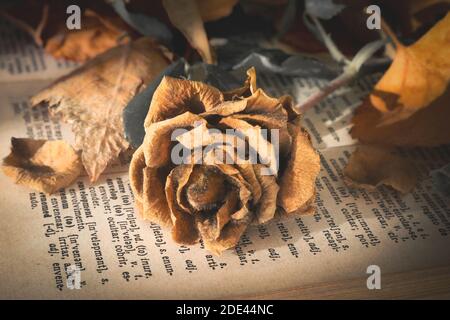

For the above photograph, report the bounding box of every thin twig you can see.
[295,39,386,113]
[295,69,354,113]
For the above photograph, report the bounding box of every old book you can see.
[1,19,449,299]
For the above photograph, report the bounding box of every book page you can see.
[1,76,450,299]
[0,19,78,82]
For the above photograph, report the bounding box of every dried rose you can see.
[129,68,320,254]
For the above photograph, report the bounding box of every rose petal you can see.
[185,165,228,211]
[219,117,279,177]
[235,162,262,204]
[278,94,300,122]
[196,190,238,241]
[223,67,257,99]
[203,221,248,255]
[200,99,247,117]
[142,167,173,227]
[143,111,206,168]
[215,164,252,220]
[254,165,279,223]
[165,165,199,244]
[244,89,282,114]
[230,111,291,156]
[144,77,223,127]
[2,138,82,194]
[129,145,146,203]
[278,124,320,214]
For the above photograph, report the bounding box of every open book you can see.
[1,20,449,299]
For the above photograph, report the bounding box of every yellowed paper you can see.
[1,24,450,299]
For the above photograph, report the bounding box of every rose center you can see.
[186,166,227,211]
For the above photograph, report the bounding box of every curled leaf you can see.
[2,138,82,194]
[162,0,214,64]
[351,12,450,147]
[162,0,237,63]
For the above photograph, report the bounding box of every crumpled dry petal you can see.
[2,138,82,194]
[344,145,418,194]
[129,67,320,254]
[165,165,199,244]
[145,77,223,126]
[278,124,320,214]
[143,112,206,168]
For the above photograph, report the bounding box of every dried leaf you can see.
[351,13,450,147]
[31,38,170,181]
[45,9,130,62]
[162,0,238,64]
[2,138,82,194]
[344,145,418,193]
[162,0,215,63]
[2,0,132,62]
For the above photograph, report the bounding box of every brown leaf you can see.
[344,145,418,193]
[162,0,215,63]
[1,0,132,62]
[351,12,450,146]
[351,90,450,147]
[45,9,130,62]
[31,38,170,182]
[161,0,238,63]
[2,138,82,194]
